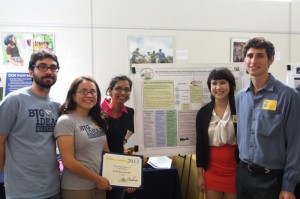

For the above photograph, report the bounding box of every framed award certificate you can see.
[101,152,143,188]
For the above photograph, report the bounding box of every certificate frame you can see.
[101,152,143,188]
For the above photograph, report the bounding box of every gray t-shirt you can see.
[54,112,107,190]
[0,87,60,199]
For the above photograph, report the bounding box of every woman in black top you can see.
[196,68,238,199]
[101,75,135,199]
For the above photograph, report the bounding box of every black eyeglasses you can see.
[113,86,131,93]
[76,88,97,96]
[34,63,60,72]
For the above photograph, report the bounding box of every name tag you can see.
[262,100,277,111]
[232,115,237,123]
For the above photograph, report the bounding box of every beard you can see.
[33,73,57,89]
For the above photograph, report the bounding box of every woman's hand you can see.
[197,168,206,193]
[125,187,136,193]
[96,176,112,191]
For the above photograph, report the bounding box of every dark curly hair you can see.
[28,50,59,71]
[242,37,275,60]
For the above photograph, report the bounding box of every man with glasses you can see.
[0,50,61,199]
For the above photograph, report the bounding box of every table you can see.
[124,166,182,199]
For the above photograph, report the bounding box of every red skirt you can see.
[204,144,237,193]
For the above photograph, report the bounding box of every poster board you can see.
[0,32,55,101]
[132,63,250,156]
[286,63,300,88]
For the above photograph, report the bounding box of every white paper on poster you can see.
[147,156,172,169]
[176,50,188,60]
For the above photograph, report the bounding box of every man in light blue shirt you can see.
[156,49,166,63]
[236,37,300,199]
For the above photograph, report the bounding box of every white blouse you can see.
[208,103,236,146]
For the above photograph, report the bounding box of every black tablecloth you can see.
[124,166,182,199]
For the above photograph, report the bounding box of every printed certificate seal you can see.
[102,152,143,188]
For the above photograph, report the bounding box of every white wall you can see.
[0,0,300,103]
[93,0,290,32]
[291,0,300,62]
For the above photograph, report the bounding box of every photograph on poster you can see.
[32,33,55,53]
[1,33,32,67]
[230,38,248,62]
[128,36,173,65]
[1,33,55,68]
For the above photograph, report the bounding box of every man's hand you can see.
[279,191,296,199]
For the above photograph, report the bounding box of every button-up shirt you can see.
[101,98,128,118]
[236,73,300,192]
[208,103,236,146]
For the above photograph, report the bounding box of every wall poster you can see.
[0,32,55,100]
[230,37,248,63]
[128,36,174,66]
[131,63,249,156]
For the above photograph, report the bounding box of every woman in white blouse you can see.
[196,67,238,199]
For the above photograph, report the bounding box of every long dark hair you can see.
[207,67,236,114]
[59,76,108,133]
